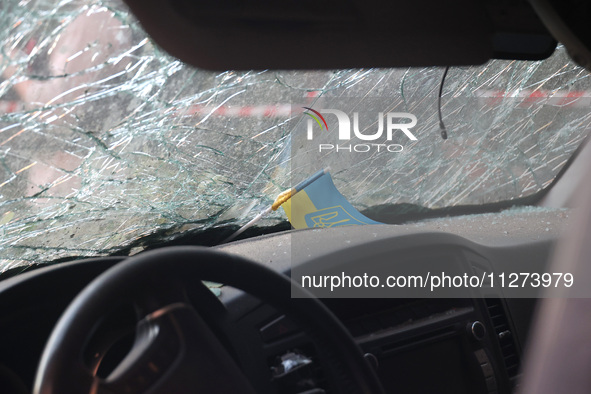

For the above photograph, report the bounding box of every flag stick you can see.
[220,168,330,244]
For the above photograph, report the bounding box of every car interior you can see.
[1,0,591,393]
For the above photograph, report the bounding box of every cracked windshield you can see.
[0,0,590,272]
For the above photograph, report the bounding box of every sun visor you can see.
[122,0,557,70]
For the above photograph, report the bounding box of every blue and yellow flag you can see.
[281,170,380,229]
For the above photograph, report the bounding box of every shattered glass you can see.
[0,0,589,271]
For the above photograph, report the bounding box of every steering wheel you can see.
[33,246,384,394]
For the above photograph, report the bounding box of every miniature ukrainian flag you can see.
[280,170,380,229]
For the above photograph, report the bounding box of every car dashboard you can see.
[0,207,569,393]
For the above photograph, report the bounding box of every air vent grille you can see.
[485,298,520,379]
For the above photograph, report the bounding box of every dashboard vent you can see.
[484,298,520,380]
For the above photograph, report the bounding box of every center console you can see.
[237,297,521,393]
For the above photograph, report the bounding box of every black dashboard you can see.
[240,297,516,393]
[0,208,569,393]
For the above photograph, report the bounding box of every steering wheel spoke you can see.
[103,303,255,393]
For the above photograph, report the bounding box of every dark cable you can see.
[438,66,450,140]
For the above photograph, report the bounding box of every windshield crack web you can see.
[0,0,589,272]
